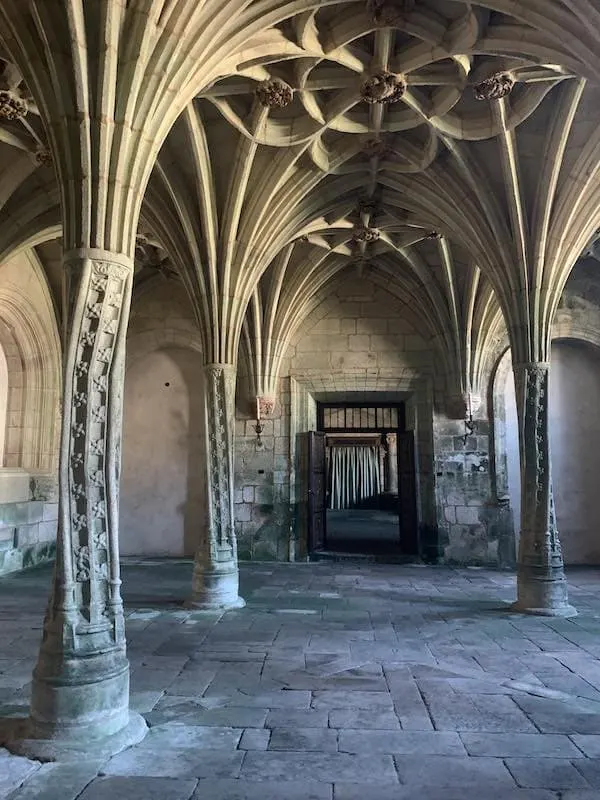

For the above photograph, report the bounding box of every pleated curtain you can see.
[329,445,381,510]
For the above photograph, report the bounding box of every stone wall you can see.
[233,277,441,561]
[0,471,58,574]
[120,279,205,557]
[0,250,61,576]
[432,415,514,566]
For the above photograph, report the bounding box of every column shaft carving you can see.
[512,362,575,616]
[29,250,142,744]
[190,363,245,610]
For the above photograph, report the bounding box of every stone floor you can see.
[4,562,600,798]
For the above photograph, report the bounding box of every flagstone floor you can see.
[3,560,600,798]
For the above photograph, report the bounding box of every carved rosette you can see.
[61,255,133,639]
[256,78,294,109]
[367,0,416,25]
[204,364,237,563]
[361,71,406,104]
[34,148,52,166]
[353,226,380,244]
[0,88,28,120]
[473,73,515,101]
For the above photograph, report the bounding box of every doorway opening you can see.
[307,403,418,557]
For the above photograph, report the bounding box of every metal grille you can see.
[319,404,403,432]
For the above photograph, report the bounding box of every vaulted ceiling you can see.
[1,1,600,397]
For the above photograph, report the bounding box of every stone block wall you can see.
[432,417,514,565]
[0,471,58,575]
[234,277,441,562]
[234,383,293,560]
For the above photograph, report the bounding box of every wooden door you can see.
[308,431,326,552]
[398,431,419,555]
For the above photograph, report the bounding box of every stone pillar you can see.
[189,363,245,610]
[512,362,576,616]
[385,433,399,495]
[3,250,146,760]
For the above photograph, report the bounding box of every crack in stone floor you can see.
[3,561,600,798]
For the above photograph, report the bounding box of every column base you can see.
[188,562,245,611]
[0,711,147,763]
[513,569,577,617]
[510,600,577,618]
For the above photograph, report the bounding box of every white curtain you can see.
[329,445,381,510]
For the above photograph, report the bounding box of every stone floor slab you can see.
[393,755,515,787]
[505,758,591,789]
[190,779,332,799]
[461,732,584,758]
[339,729,465,755]
[78,777,197,800]
[268,727,338,752]
[240,752,398,783]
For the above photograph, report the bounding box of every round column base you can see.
[188,562,245,611]
[0,711,147,763]
[510,600,577,618]
[186,595,246,612]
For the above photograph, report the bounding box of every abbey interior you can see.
[4,1,600,797]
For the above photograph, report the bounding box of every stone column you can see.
[512,362,576,616]
[385,433,399,495]
[4,250,147,760]
[189,363,245,610]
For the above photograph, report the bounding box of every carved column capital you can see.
[257,395,277,417]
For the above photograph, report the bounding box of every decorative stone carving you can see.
[352,226,380,244]
[27,251,141,745]
[256,78,294,109]
[512,362,575,616]
[34,148,52,166]
[189,363,245,610]
[257,395,276,417]
[0,89,28,120]
[361,71,406,104]
[427,231,443,240]
[473,73,515,101]
[367,0,416,25]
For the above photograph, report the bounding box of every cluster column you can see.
[189,363,245,610]
[4,250,147,759]
[512,362,575,616]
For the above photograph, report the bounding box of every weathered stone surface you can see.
[6,561,600,797]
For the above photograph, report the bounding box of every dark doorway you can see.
[306,402,418,557]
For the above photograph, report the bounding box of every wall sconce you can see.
[255,397,264,449]
[462,413,476,447]
[254,419,264,449]
[462,392,477,446]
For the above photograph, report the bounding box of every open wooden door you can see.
[398,431,419,555]
[307,431,326,552]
